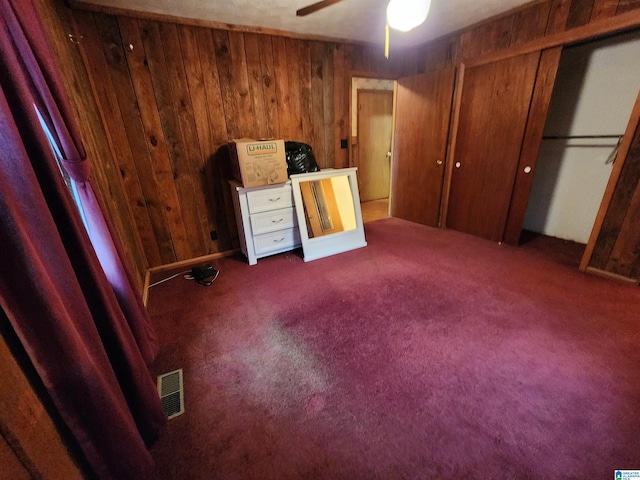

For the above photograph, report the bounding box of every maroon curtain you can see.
[0,1,166,479]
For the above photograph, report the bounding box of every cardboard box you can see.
[230,138,288,188]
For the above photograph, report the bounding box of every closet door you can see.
[391,68,456,227]
[445,52,541,242]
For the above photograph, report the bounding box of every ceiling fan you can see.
[296,0,431,57]
[296,0,343,16]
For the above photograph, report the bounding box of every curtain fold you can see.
[3,0,159,363]
[0,0,166,478]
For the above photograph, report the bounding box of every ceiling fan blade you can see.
[296,0,343,16]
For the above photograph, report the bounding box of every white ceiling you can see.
[79,0,535,48]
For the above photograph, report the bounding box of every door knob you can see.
[455,162,461,168]
[523,166,532,174]
[436,160,443,166]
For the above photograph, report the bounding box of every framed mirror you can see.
[290,167,367,262]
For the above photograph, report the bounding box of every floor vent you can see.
[157,369,184,419]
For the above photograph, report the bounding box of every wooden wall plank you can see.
[333,43,348,168]
[286,38,305,141]
[244,33,269,139]
[195,27,236,251]
[511,1,552,45]
[546,0,573,33]
[0,432,31,480]
[258,36,280,139]
[481,14,515,55]
[386,43,423,75]
[566,0,596,28]
[591,0,619,19]
[176,24,219,250]
[322,43,335,169]
[119,16,191,261]
[272,35,293,141]
[157,21,214,255]
[212,30,242,140]
[617,0,640,14]
[228,31,257,138]
[310,42,327,165]
[193,28,228,147]
[74,11,161,269]
[424,36,458,71]
[222,33,251,248]
[300,40,314,144]
[139,20,204,259]
[459,27,484,60]
[96,15,177,264]
[365,43,387,73]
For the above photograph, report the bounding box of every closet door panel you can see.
[391,68,456,226]
[446,52,541,242]
[503,47,563,245]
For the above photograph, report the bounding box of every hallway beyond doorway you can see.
[361,198,389,223]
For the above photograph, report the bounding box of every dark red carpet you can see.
[147,218,640,479]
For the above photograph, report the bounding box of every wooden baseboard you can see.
[585,266,639,285]
[142,269,151,307]
[142,249,240,306]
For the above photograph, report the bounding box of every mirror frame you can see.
[290,167,367,262]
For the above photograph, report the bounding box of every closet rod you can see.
[542,134,622,139]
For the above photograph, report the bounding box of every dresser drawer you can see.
[253,228,301,256]
[247,184,294,214]
[250,207,298,235]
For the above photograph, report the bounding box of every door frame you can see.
[348,72,398,209]
[580,88,640,276]
[440,63,465,227]
[356,88,394,201]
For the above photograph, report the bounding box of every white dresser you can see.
[230,180,301,265]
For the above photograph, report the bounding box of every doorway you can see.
[352,78,394,223]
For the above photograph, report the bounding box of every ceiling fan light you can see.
[386,0,431,32]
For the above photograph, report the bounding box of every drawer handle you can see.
[273,237,285,243]
[272,218,284,223]
[268,197,281,202]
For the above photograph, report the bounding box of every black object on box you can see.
[284,141,320,176]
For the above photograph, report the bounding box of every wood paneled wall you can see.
[66,9,426,272]
[44,0,640,283]
[422,0,640,71]
[588,102,640,279]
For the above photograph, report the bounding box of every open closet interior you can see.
[523,30,640,248]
